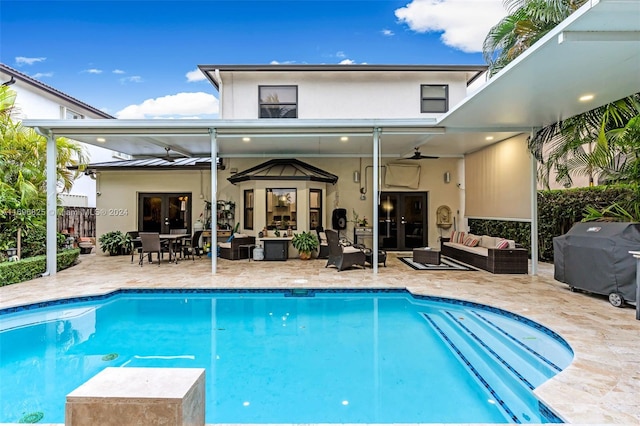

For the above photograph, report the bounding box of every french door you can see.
[378,192,427,250]
[138,193,192,234]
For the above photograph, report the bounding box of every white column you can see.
[46,131,57,276]
[372,128,380,274]
[210,129,218,274]
[530,145,539,276]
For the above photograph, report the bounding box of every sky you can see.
[0,0,509,119]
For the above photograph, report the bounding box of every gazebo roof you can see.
[228,158,338,184]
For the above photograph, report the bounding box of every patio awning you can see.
[228,158,338,184]
[76,157,217,171]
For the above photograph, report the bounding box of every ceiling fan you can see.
[137,146,176,162]
[160,146,176,162]
[405,147,439,160]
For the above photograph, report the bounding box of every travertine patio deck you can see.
[1,252,638,425]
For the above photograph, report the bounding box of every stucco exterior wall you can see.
[221,71,470,120]
[96,156,462,254]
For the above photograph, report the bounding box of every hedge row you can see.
[0,249,80,287]
[469,185,638,261]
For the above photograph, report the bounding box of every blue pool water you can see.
[0,289,573,424]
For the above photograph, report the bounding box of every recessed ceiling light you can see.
[579,94,594,102]
[96,137,106,143]
[340,136,349,142]
[242,137,251,142]
[485,136,494,141]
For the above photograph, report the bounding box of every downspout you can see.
[34,127,58,277]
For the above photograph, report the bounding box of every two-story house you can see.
[77,64,508,254]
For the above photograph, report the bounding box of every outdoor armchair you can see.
[325,229,365,271]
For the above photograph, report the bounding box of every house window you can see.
[266,188,296,230]
[259,85,297,118]
[64,108,84,119]
[244,189,254,230]
[309,189,322,230]
[420,85,448,113]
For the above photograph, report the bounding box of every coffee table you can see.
[364,249,387,267]
[413,248,440,265]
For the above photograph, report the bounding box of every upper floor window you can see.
[259,85,297,118]
[64,108,84,119]
[420,85,448,113]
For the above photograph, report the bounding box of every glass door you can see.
[138,193,192,234]
[378,192,427,250]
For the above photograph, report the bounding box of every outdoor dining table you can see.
[132,233,190,264]
[160,233,190,264]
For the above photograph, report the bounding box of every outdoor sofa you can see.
[218,234,256,260]
[441,231,528,274]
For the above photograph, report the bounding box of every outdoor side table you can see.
[413,248,440,265]
[238,243,256,261]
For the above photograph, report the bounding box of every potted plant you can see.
[98,231,129,256]
[291,231,319,260]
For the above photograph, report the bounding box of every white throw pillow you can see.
[480,235,497,248]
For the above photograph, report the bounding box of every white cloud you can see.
[270,60,298,65]
[382,29,395,36]
[339,59,355,65]
[116,92,219,119]
[186,68,206,82]
[16,56,46,66]
[395,0,508,53]
[120,76,143,84]
[32,72,53,79]
[84,68,103,74]
[113,69,126,74]
[336,51,346,58]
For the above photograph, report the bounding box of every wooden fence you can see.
[57,207,96,237]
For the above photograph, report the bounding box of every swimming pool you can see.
[0,289,572,424]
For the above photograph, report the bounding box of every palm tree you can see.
[482,1,640,220]
[528,94,640,188]
[483,0,587,76]
[0,85,88,257]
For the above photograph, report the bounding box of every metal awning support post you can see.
[372,128,380,274]
[46,130,57,276]
[630,251,640,320]
[210,128,218,274]
[530,136,539,276]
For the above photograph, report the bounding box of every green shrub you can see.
[469,184,639,261]
[0,248,80,287]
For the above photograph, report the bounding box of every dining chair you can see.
[127,231,141,263]
[169,228,188,259]
[139,232,166,266]
[182,230,204,260]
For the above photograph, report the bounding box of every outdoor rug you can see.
[400,256,475,271]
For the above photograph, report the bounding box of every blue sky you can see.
[0,0,508,119]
